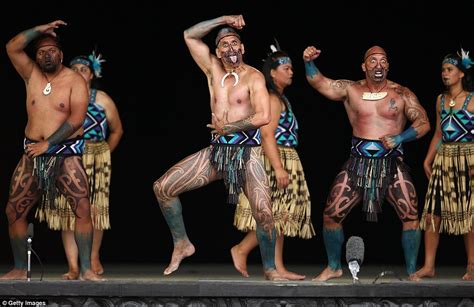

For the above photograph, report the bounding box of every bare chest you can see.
[27,82,72,116]
[348,92,403,120]
[211,83,252,117]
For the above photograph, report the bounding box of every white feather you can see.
[270,44,277,53]
[461,48,469,60]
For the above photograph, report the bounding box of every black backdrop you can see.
[1,1,474,271]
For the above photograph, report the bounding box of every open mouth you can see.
[374,71,384,78]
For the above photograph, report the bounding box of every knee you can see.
[253,212,274,230]
[403,219,419,230]
[153,178,172,202]
[424,214,440,230]
[5,203,17,224]
[323,214,340,227]
[74,198,91,220]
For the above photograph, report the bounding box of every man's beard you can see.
[223,51,241,67]
[40,61,58,73]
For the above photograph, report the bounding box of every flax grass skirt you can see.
[233,146,315,239]
[421,142,474,235]
[35,140,112,231]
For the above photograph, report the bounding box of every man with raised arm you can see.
[153,15,285,280]
[303,45,430,282]
[2,20,102,281]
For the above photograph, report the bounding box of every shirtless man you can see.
[153,14,284,280]
[2,20,102,281]
[303,45,430,281]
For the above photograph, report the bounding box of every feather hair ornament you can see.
[459,48,474,69]
[263,38,281,62]
[88,50,106,78]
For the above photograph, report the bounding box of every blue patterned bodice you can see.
[440,92,474,143]
[83,89,108,141]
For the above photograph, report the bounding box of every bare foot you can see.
[230,245,249,278]
[278,269,305,280]
[92,259,104,275]
[462,272,474,280]
[408,273,421,281]
[312,267,343,282]
[80,269,106,281]
[163,240,195,275]
[264,269,288,281]
[0,268,27,280]
[414,266,435,279]
[462,263,474,281]
[62,270,80,280]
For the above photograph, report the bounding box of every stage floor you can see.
[0,263,473,306]
[1,262,470,282]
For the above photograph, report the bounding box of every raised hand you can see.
[36,20,67,37]
[225,15,245,30]
[303,46,322,62]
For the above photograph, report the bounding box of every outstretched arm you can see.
[6,20,67,81]
[183,15,245,74]
[380,87,431,149]
[303,45,352,102]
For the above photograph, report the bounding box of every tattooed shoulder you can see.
[394,85,414,99]
[330,79,354,90]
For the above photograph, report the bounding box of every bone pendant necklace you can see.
[362,81,388,100]
[221,71,239,88]
[449,89,464,107]
[43,82,52,95]
[42,67,62,96]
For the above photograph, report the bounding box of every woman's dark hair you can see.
[262,50,291,110]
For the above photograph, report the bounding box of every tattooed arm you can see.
[6,20,67,81]
[381,86,431,149]
[303,45,353,102]
[184,15,245,74]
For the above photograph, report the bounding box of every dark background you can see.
[1,0,474,273]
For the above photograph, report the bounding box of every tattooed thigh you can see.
[386,165,418,222]
[153,147,218,202]
[6,155,41,224]
[324,170,361,224]
[56,156,89,215]
[243,147,273,231]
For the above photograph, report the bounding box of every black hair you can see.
[262,50,291,112]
